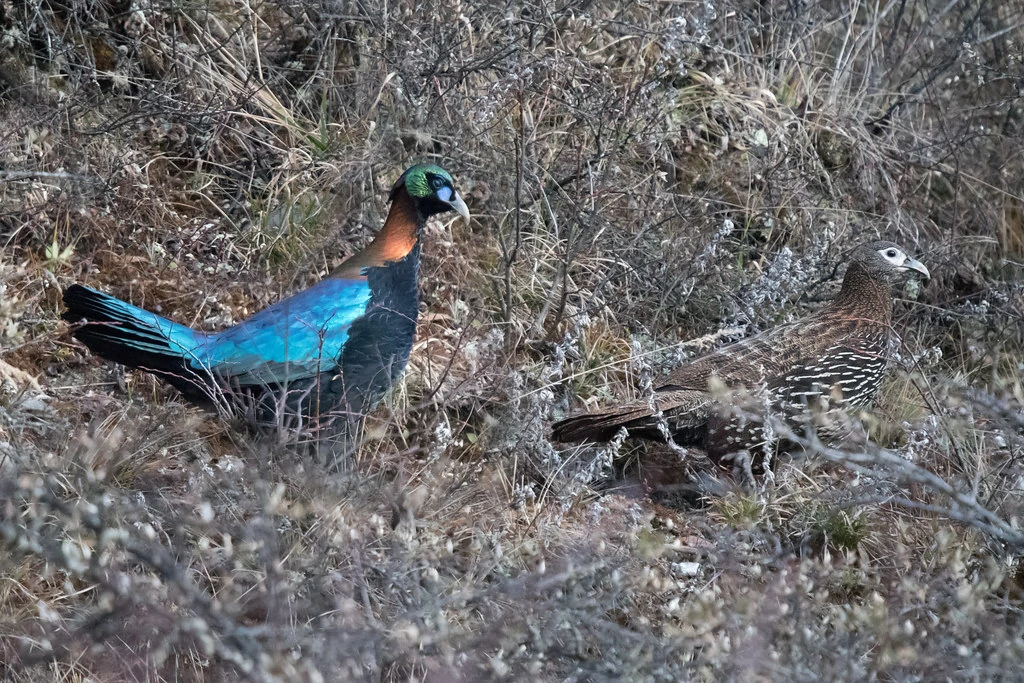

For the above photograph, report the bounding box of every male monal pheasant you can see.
[63,164,469,434]
[552,241,930,466]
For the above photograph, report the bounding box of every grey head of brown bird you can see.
[852,240,930,287]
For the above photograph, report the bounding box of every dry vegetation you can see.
[2,0,1024,680]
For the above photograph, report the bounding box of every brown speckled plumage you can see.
[551,241,930,465]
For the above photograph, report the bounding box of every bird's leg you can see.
[729,450,758,493]
[320,416,361,473]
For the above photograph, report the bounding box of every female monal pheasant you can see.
[552,241,930,465]
[63,164,469,433]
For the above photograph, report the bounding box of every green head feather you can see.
[391,164,455,200]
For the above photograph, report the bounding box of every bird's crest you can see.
[333,164,466,278]
[391,164,455,201]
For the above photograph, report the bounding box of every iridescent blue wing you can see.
[202,277,372,385]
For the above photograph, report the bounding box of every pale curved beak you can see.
[445,191,471,224]
[904,257,930,280]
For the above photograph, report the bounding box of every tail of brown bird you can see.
[552,389,715,443]
[551,405,664,442]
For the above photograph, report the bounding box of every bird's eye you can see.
[431,176,445,190]
[886,249,898,258]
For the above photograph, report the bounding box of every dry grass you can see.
[2,0,1024,680]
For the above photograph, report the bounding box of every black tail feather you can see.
[62,284,215,405]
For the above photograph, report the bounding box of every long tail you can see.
[552,390,714,444]
[550,405,664,443]
[62,284,215,403]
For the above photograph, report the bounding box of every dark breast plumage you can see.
[551,240,930,466]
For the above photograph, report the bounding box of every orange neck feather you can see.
[331,188,420,279]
